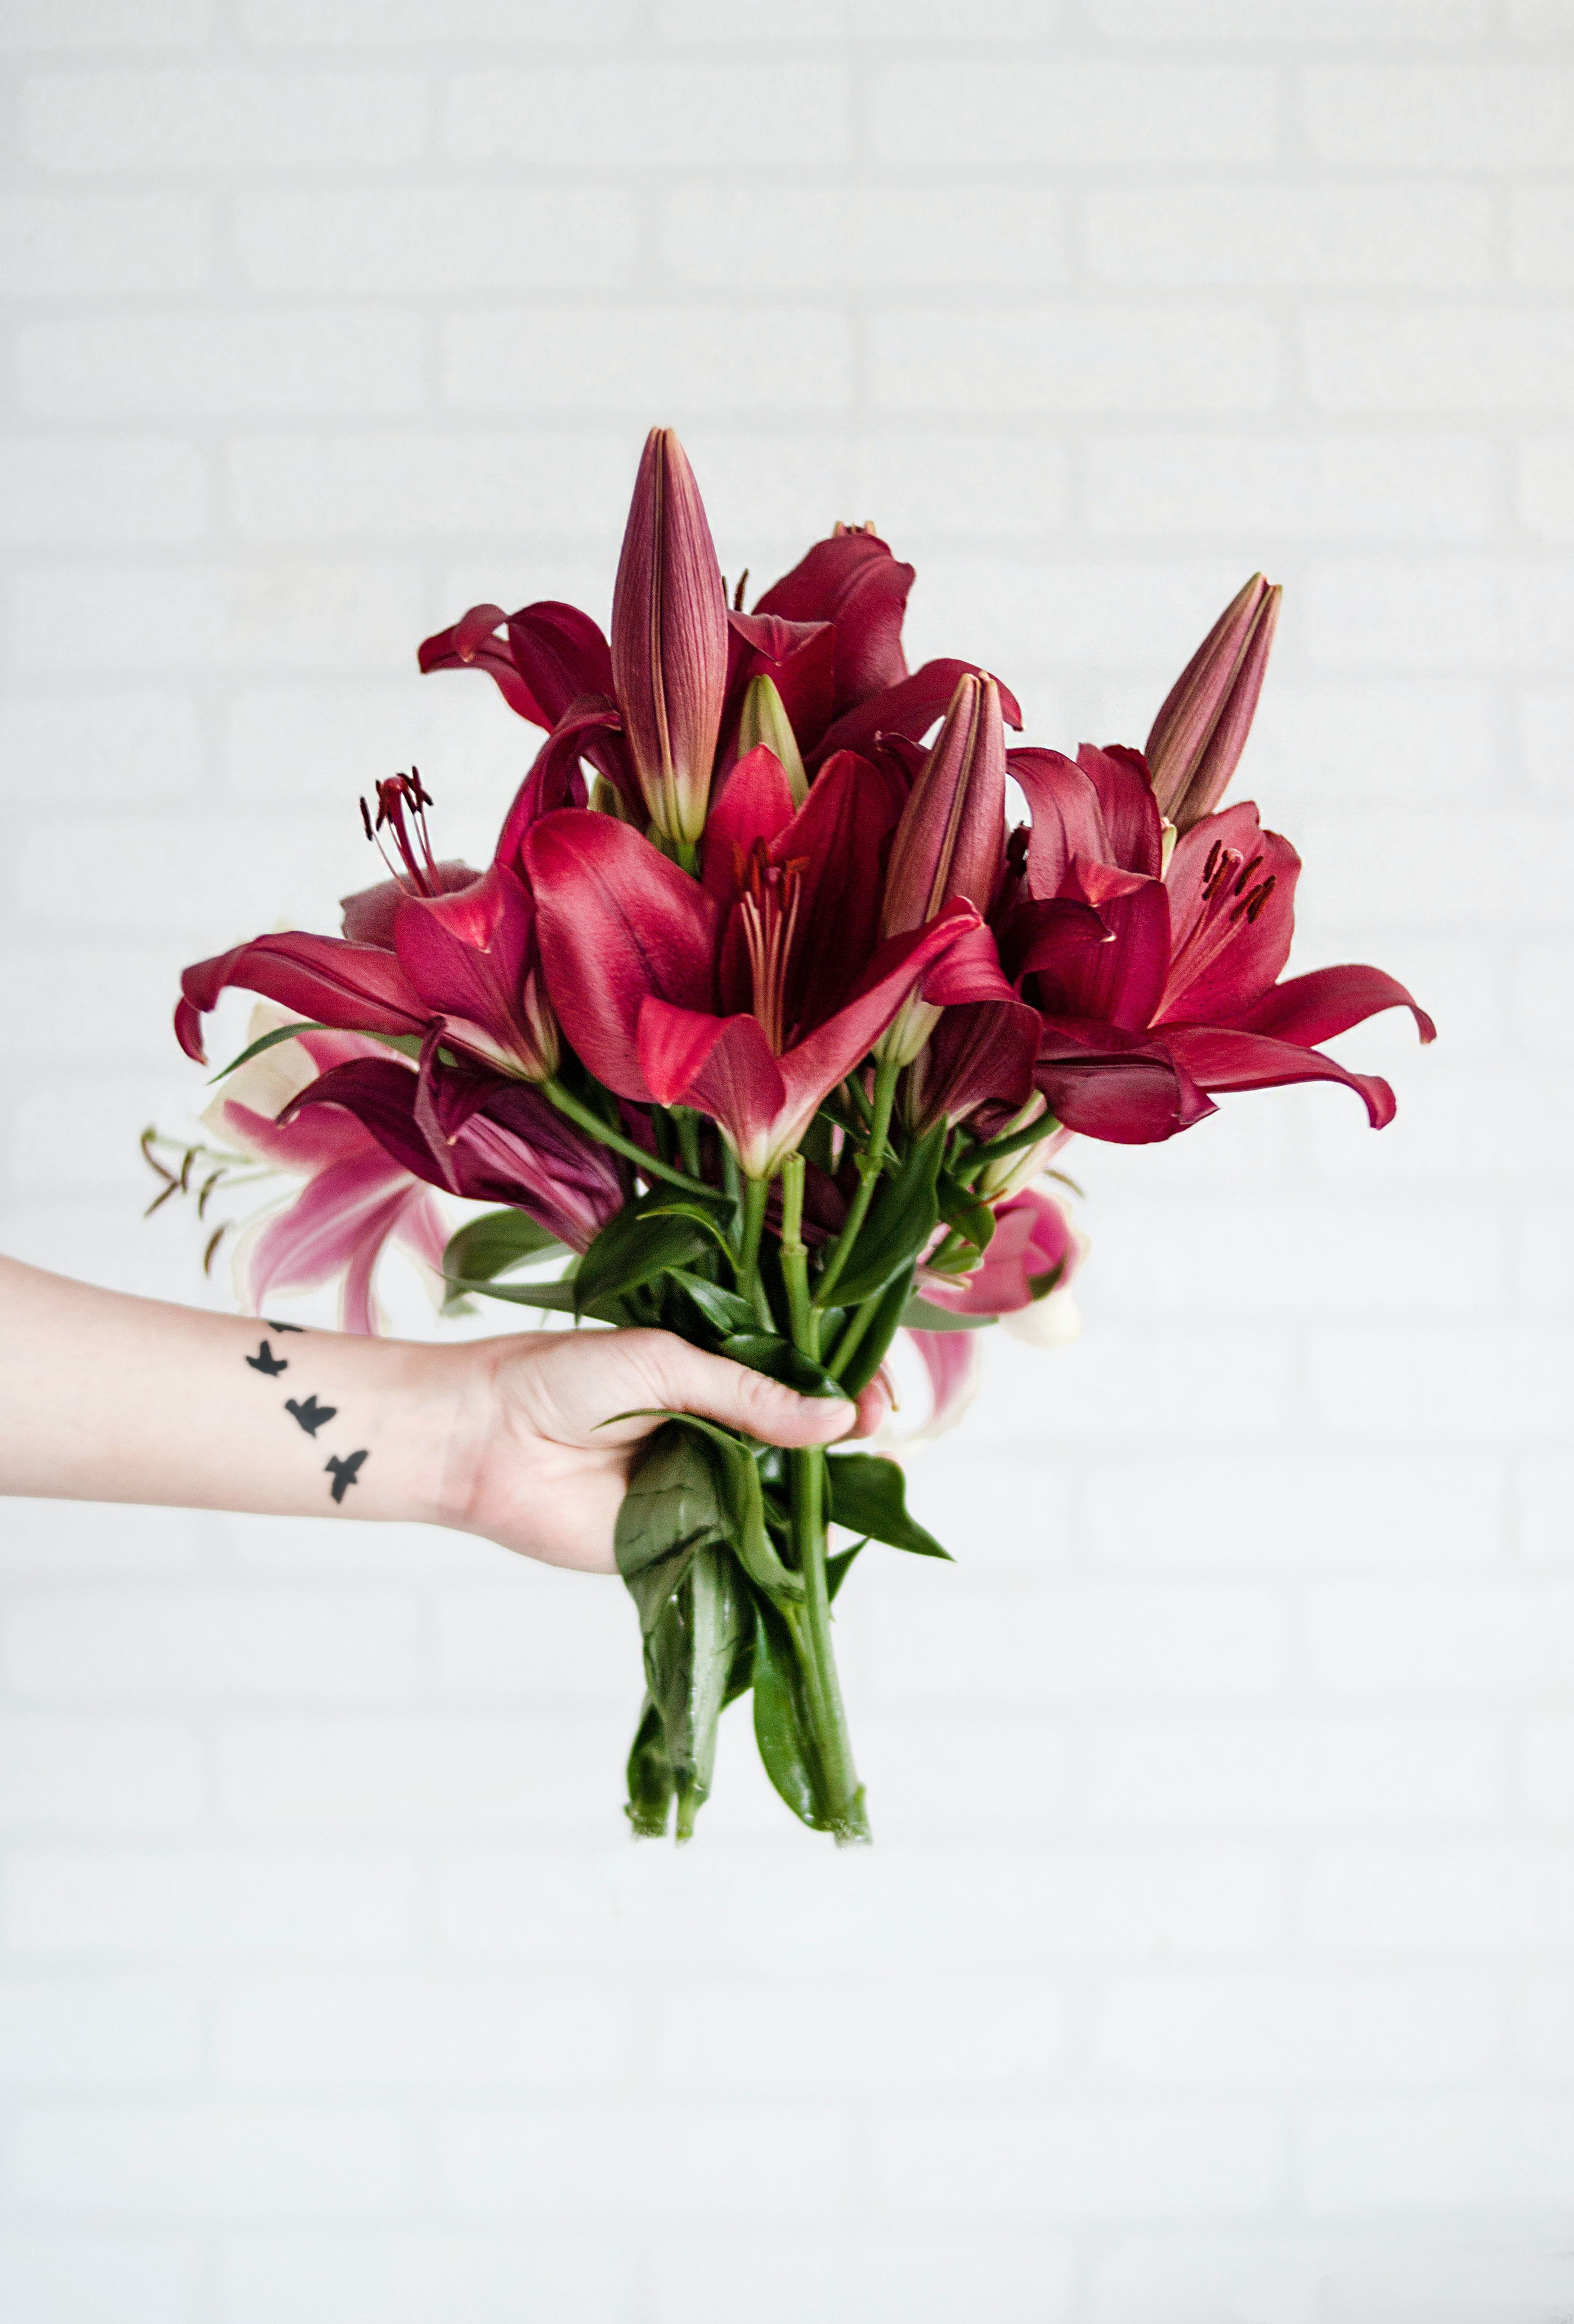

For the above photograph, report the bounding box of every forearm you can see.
[0,1257,477,1526]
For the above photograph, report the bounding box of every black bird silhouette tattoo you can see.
[264,1318,305,1333]
[285,1394,336,1437]
[245,1340,288,1376]
[326,1450,368,1504]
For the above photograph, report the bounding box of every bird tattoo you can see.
[245,1341,288,1376]
[326,1450,368,1504]
[285,1394,336,1437]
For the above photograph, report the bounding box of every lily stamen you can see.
[736,840,806,1055]
[360,769,442,898]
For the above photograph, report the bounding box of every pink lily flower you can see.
[917,1184,1087,1346]
[204,1010,449,1336]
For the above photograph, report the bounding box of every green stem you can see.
[543,1079,715,1201]
[673,1106,703,1180]
[737,1174,774,1328]
[778,1151,814,1354]
[814,1048,901,1308]
[778,1155,867,1844]
[827,1293,880,1380]
[955,1111,1061,1186]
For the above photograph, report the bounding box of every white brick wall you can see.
[2,3,1570,2320]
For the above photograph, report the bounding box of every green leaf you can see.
[575,1205,709,1316]
[900,1294,997,1334]
[937,1173,997,1257]
[825,1451,952,1560]
[207,1020,423,1083]
[820,1123,946,1308]
[442,1208,565,1288]
[207,1019,333,1082]
[639,1193,737,1258]
[751,1597,831,1831]
[614,1418,803,1609]
[624,1695,675,1839]
[825,1540,865,1601]
[669,1269,759,1338]
[615,1427,762,1843]
[716,1332,844,1400]
[661,1416,805,1604]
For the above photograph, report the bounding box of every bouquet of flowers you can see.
[159,428,1432,1845]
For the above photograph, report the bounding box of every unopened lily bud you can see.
[737,672,808,808]
[879,670,1006,1070]
[610,427,730,854]
[883,672,1005,936]
[1145,574,1281,835]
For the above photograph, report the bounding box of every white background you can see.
[2,2,1573,2320]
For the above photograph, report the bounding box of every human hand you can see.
[438,1326,890,1573]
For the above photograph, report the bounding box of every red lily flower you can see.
[524,749,978,1178]
[1006,746,1434,1143]
[175,772,561,1085]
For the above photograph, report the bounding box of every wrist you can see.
[361,1337,499,1533]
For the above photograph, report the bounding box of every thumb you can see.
[621,1331,857,1449]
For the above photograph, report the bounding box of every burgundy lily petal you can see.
[417,598,614,734]
[283,1057,443,1184]
[776,748,906,1037]
[1033,1021,1216,1145]
[637,1001,788,1174]
[911,991,1040,1130]
[287,1056,623,1250]
[1160,1022,1398,1128]
[175,933,430,1065]
[1159,804,1298,1025]
[1075,743,1164,879]
[721,611,837,760]
[1008,749,1109,900]
[1230,963,1436,1047]
[808,659,1023,773]
[340,862,476,950]
[524,809,718,1101]
[493,697,624,873]
[456,1080,627,1249]
[702,744,798,904]
[610,426,730,847]
[393,862,555,1079]
[417,602,543,722]
[754,530,914,713]
[1019,859,1170,1034]
[770,904,980,1162]
[504,600,615,724]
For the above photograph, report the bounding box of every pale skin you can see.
[0,1256,888,1574]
